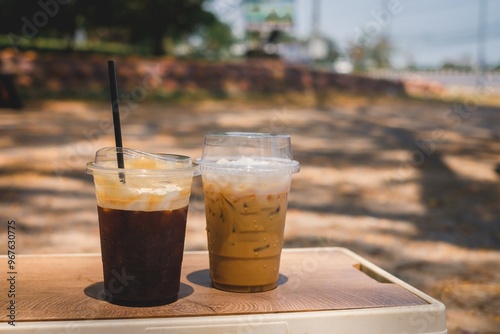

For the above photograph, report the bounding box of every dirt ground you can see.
[1,96,499,333]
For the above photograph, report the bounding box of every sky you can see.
[209,0,500,68]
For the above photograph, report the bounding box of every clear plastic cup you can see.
[86,147,199,306]
[196,132,300,292]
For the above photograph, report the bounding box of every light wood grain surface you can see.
[5,248,427,322]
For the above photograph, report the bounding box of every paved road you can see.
[368,70,500,92]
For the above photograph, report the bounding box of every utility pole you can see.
[312,0,320,38]
[477,0,487,71]
[379,0,391,69]
[476,0,487,92]
[309,0,327,64]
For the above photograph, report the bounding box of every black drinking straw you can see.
[107,60,126,183]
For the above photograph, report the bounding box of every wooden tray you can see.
[1,248,447,333]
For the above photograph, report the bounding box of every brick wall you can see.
[0,50,407,98]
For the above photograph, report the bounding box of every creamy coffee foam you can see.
[202,173,290,196]
[216,157,273,166]
[198,157,291,196]
[93,158,192,212]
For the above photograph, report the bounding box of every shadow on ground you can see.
[1,98,499,332]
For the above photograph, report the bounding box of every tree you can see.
[191,20,235,59]
[371,35,391,69]
[101,0,218,55]
[0,0,220,56]
[346,38,370,72]
[346,35,392,72]
[0,1,79,50]
[318,36,340,65]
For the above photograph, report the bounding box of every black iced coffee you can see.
[98,206,188,306]
[87,148,198,306]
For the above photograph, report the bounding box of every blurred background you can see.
[0,1,499,333]
[1,0,500,100]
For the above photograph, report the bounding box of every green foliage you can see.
[0,0,220,56]
[188,20,235,59]
[347,35,392,72]
[110,0,217,55]
[370,36,391,69]
[440,62,473,72]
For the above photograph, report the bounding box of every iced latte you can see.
[197,133,300,292]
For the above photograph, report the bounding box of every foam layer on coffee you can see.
[93,158,192,212]
[201,157,292,196]
[216,157,273,166]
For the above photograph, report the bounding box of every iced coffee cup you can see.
[86,147,199,306]
[197,132,300,292]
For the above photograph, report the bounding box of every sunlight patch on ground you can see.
[443,155,498,182]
